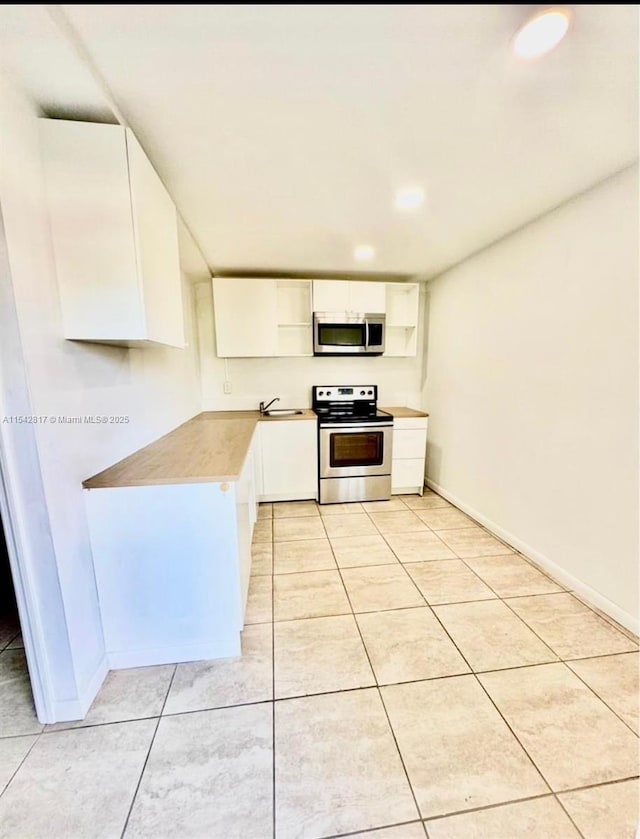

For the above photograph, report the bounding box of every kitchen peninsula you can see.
[84,406,427,669]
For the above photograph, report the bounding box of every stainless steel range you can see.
[312,385,394,504]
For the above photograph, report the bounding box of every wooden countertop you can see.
[381,406,429,418]
[83,409,316,489]
[83,405,425,489]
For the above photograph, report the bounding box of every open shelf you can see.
[385,283,419,356]
[276,280,313,356]
[277,324,312,356]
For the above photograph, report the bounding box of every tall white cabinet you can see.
[39,119,184,347]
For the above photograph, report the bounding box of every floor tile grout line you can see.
[447,555,562,664]
[565,590,640,644]
[359,506,439,593]
[421,790,569,825]
[422,488,638,643]
[349,509,560,826]
[469,671,589,839]
[415,490,636,644]
[403,577,568,819]
[29,648,638,732]
[316,818,428,839]
[321,510,434,828]
[502,588,637,641]
[376,520,455,565]
[510,549,574,589]
[554,773,640,796]
[561,661,639,738]
[317,514,375,685]
[257,499,628,837]
[0,727,44,741]
[497,593,632,674]
[254,567,578,601]
[320,511,429,829]
[562,649,640,664]
[318,817,428,839]
[119,663,178,839]
[0,727,42,800]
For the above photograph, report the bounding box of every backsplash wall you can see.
[196,281,427,410]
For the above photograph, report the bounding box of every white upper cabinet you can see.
[312,280,386,313]
[212,278,312,357]
[213,278,279,357]
[39,119,184,347]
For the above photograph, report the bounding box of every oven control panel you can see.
[313,385,377,403]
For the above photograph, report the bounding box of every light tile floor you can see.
[1,491,639,838]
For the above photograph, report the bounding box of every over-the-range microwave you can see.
[313,312,385,356]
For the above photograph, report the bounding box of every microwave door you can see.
[315,320,367,354]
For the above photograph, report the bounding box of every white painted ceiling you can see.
[0,4,637,277]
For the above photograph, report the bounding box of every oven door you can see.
[319,422,393,478]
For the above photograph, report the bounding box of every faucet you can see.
[259,397,280,414]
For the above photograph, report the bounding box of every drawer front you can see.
[392,458,425,491]
[393,417,428,431]
[393,429,427,460]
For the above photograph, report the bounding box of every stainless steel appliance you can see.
[313,385,393,504]
[313,313,385,356]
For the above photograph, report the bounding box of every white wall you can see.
[424,166,639,630]
[0,72,207,719]
[196,282,426,410]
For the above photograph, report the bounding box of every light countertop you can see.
[83,409,316,488]
[83,406,425,489]
[381,406,429,418]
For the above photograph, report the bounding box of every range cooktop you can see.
[311,385,392,424]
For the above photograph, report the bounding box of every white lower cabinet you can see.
[259,420,317,501]
[86,430,258,669]
[392,417,428,494]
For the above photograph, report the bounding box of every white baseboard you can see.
[107,635,242,670]
[51,654,109,722]
[425,478,639,636]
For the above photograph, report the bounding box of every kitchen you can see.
[0,5,637,839]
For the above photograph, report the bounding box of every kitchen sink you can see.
[263,409,304,417]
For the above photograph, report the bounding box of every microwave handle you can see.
[365,320,369,349]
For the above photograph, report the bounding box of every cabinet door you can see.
[393,429,428,460]
[392,458,425,493]
[212,278,278,357]
[349,281,386,313]
[260,421,317,500]
[127,130,184,347]
[312,280,350,311]
[39,119,145,341]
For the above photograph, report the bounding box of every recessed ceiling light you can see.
[394,186,425,211]
[513,7,571,59]
[353,244,375,261]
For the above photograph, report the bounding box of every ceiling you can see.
[0,4,637,278]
